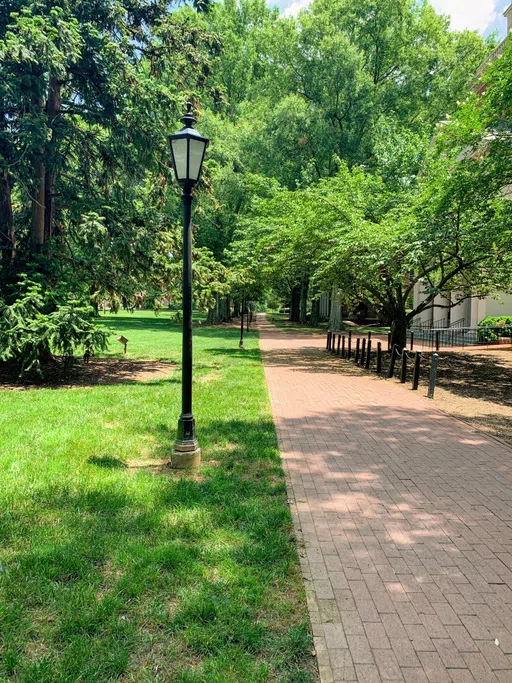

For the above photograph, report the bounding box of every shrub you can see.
[477,316,512,342]
[0,279,109,376]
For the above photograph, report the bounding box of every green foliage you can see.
[0,0,499,327]
[0,0,223,306]
[479,316,512,327]
[0,279,109,375]
[477,315,512,341]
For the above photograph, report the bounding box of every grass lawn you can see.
[0,311,315,682]
[267,312,390,336]
[266,313,326,335]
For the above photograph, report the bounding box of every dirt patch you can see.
[0,357,176,390]
[373,347,512,447]
[420,349,512,447]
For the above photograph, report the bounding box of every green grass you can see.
[266,313,327,334]
[267,312,390,336]
[0,311,315,682]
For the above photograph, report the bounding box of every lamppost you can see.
[168,103,209,469]
[239,297,245,349]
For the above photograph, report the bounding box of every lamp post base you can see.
[171,440,201,469]
[170,414,201,469]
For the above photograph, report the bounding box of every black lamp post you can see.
[239,297,245,349]
[168,103,209,468]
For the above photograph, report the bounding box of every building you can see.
[412,286,512,328]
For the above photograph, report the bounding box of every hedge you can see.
[477,316,512,342]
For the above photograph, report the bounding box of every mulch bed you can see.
[0,357,176,390]
[374,347,512,446]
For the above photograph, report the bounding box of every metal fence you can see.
[325,331,439,396]
[407,325,512,350]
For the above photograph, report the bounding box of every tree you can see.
[0,0,222,302]
[256,0,492,178]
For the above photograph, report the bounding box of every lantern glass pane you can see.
[188,138,206,181]
[171,138,187,180]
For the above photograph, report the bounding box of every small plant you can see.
[0,279,109,376]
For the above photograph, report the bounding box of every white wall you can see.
[412,284,512,327]
[449,297,470,325]
[482,293,512,320]
[412,282,433,325]
[319,293,330,319]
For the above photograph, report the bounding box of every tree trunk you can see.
[290,285,300,322]
[310,297,320,327]
[207,294,221,324]
[329,285,343,331]
[44,78,62,243]
[89,284,100,316]
[390,315,407,350]
[218,296,226,322]
[31,160,45,253]
[299,277,309,325]
[0,168,14,266]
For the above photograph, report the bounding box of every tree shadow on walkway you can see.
[277,401,512,586]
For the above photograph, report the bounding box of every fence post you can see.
[368,331,372,346]
[410,332,414,351]
[348,331,352,359]
[435,330,440,352]
[342,335,346,358]
[387,345,398,378]
[387,332,391,351]
[365,339,372,369]
[412,351,421,390]
[355,338,360,364]
[332,333,337,354]
[326,332,330,351]
[427,353,439,399]
[376,342,382,374]
[360,338,366,366]
[337,334,341,355]
[400,348,407,383]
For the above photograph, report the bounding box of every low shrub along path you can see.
[258,314,512,683]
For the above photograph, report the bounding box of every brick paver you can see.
[258,316,512,683]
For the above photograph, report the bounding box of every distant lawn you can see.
[267,312,327,334]
[0,311,315,682]
[268,311,390,336]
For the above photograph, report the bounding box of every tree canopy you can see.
[1,0,510,360]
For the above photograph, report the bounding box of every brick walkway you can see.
[258,316,512,683]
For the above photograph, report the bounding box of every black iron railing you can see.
[407,325,512,349]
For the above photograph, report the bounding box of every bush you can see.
[477,316,512,342]
[0,279,109,376]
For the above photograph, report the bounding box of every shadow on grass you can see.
[207,347,261,361]
[99,314,247,341]
[0,413,314,682]
[0,358,179,391]
[88,456,127,469]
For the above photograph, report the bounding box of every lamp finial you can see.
[181,102,197,129]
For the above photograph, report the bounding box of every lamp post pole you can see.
[239,297,245,349]
[168,103,209,469]
[173,182,199,466]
